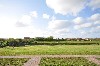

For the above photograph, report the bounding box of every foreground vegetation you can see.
[96,58,100,60]
[0,45,100,55]
[0,58,29,66]
[39,57,97,66]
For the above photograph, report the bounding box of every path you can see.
[86,57,100,65]
[23,57,41,66]
[0,55,100,66]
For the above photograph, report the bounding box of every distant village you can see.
[0,36,100,41]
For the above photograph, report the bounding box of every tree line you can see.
[0,36,100,48]
[0,36,56,47]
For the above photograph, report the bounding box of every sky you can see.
[0,0,100,38]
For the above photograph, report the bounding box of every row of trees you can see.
[0,36,100,48]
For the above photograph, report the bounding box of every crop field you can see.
[39,57,97,66]
[32,41,100,45]
[0,58,29,66]
[38,41,100,43]
[0,45,100,55]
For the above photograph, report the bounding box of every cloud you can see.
[88,0,100,10]
[89,13,100,21]
[73,17,84,24]
[15,22,27,27]
[0,11,50,38]
[16,11,38,27]
[90,26,100,33]
[16,15,32,27]
[55,28,70,34]
[94,21,100,25]
[30,11,38,18]
[74,23,93,29]
[0,16,17,29]
[74,13,100,30]
[96,26,100,29]
[51,15,56,20]
[88,13,100,25]
[48,20,71,29]
[46,0,86,15]
[0,16,44,38]
[43,13,50,19]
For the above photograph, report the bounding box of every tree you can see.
[47,36,53,41]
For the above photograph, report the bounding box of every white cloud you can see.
[0,16,44,38]
[16,11,38,27]
[30,11,38,18]
[89,13,100,21]
[73,17,84,24]
[96,26,100,29]
[88,0,100,10]
[48,20,70,29]
[55,28,70,34]
[46,0,86,15]
[15,22,27,27]
[0,11,40,38]
[16,15,32,27]
[80,30,91,35]
[0,16,17,29]
[43,13,50,19]
[74,23,92,29]
[51,15,56,20]
[88,13,100,25]
[74,13,100,30]
[94,21,100,25]
[47,19,71,38]
[90,26,100,33]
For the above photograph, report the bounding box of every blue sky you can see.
[0,0,100,38]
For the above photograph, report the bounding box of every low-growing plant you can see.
[0,58,29,66]
[39,57,98,66]
[96,58,100,60]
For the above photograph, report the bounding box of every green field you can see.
[39,57,97,66]
[0,58,29,66]
[0,45,100,55]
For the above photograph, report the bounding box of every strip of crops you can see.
[32,42,99,45]
[39,57,97,66]
[0,58,29,66]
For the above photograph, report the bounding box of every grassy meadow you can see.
[0,45,100,55]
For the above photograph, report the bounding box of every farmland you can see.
[39,57,98,66]
[0,58,29,66]
[0,45,100,56]
[0,38,100,65]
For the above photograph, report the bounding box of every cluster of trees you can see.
[0,38,38,48]
[34,36,66,41]
[0,36,56,48]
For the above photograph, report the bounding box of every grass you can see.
[0,45,100,55]
[39,57,98,66]
[0,58,29,66]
